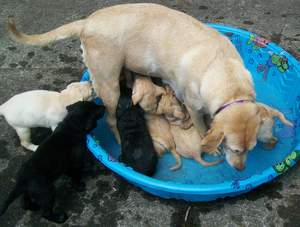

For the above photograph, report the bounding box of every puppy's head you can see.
[62,81,94,101]
[201,102,292,171]
[116,85,136,119]
[157,86,188,122]
[65,101,105,132]
[132,76,166,114]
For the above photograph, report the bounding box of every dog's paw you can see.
[43,212,68,223]
[22,200,40,211]
[207,148,223,156]
[73,181,86,192]
[262,137,278,150]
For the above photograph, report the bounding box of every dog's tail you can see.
[0,104,4,117]
[7,17,86,46]
[0,184,23,216]
[194,153,223,167]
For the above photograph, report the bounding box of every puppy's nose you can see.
[234,164,245,171]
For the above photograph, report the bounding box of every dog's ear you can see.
[257,103,293,126]
[96,105,106,118]
[201,125,224,153]
[66,82,79,89]
[156,86,166,96]
[66,102,81,112]
[131,86,144,105]
[173,109,185,120]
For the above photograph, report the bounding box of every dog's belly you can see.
[82,4,241,113]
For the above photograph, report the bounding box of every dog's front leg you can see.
[258,119,278,150]
[31,181,68,223]
[15,127,38,151]
[185,106,207,138]
[93,76,121,144]
[83,37,123,143]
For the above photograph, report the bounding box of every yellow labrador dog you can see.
[7,3,292,170]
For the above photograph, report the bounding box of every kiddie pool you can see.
[81,24,300,202]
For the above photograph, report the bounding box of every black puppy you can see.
[116,80,158,176]
[0,101,105,223]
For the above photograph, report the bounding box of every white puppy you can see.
[0,81,93,151]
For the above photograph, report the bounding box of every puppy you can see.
[0,81,93,151]
[132,76,192,129]
[145,114,181,170]
[0,101,105,223]
[116,80,158,176]
[146,114,222,170]
[132,79,221,170]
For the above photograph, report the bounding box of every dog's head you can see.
[132,76,166,114]
[65,101,105,132]
[156,86,189,123]
[200,102,292,171]
[116,84,134,119]
[132,77,188,123]
[62,81,94,101]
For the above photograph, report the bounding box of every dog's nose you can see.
[234,164,245,171]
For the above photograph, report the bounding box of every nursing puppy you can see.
[133,78,221,169]
[0,81,93,151]
[116,80,158,176]
[0,101,105,223]
[8,3,292,170]
[146,114,222,170]
[132,76,192,129]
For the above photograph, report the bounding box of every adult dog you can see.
[7,3,292,170]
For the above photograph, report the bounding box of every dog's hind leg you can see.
[185,106,207,138]
[0,183,23,216]
[169,148,182,171]
[67,165,86,192]
[15,127,38,151]
[51,125,57,131]
[82,37,124,143]
[22,193,40,211]
[30,181,68,223]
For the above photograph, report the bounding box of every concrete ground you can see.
[0,0,299,226]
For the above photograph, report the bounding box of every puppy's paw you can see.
[73,181,86,192]
[22,200,40,211]
[262,137,278,150]
[21,142,38,152]
[206,148,223,156]
[30,145,38,152]
[43,212,68,223]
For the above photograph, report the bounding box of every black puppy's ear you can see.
[85,117,98,131]
[96,105,106,118]
[66,101,81,112]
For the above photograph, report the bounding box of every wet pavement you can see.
[0,0,299,226]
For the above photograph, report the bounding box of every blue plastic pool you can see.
[81,24,300,202]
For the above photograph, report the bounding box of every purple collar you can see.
[214,99,253,116]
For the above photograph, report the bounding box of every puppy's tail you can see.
[0,184,23,216]
[169,148,182,171]
[194,153,223,167]
[0,104,3,116]
[7,17,86,46]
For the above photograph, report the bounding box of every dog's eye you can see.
[232,149,240,154]
[156,94,162,103]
